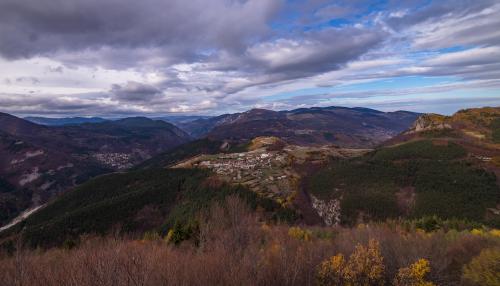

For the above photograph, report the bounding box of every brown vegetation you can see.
[0,196,499,286]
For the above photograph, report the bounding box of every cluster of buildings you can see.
[92,153,134,169]
[187,150,296,200]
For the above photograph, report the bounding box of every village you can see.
[92,152,134,169]
[173,137,371,203]
[174,148,298,201]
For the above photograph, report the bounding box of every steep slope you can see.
[0,113,192,226]
[308,139,499,226]
[306,107,500,227]
[399,106,500,142]
[176,113,241,138]
[387,107,500,177]
[182,106,419,147]
[0,168,293,248]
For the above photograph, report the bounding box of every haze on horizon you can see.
[0,0,499,118]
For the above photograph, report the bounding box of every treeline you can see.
[0,196,498,286]
[1,168,295,249]
[308,140,499,226]
[491,117,500,143]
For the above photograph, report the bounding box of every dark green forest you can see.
[308,140,499,226]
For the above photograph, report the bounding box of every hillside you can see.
[0,108,498,286]
[0,113,192,226]
[180,106,420,148]
[306,107,500,227]
[176,113,240,138]
[388,107,500,178]
[307,140,499,226]
[395,107,500,143]
[0,168,293,248]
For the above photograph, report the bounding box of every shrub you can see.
[344,239,385,286]
[462,248,500,286]
[288,227,312,242]
[316,254,346,286]
[393,259,435,286]
[168,221,196,245]
[316,239,385,286]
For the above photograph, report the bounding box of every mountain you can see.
[403,106,500,143]
[0,168,290,248]
[386,107,500,176]
[1,107,498,251]
[24,116,109,126]
[176,113,241,138]
[179,106,420,147]
[154,115,212,126]
[0,113,192,226]
[306,107,500,226]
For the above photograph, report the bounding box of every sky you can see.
[0,0,499,117]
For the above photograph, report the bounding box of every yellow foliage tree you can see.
[462,248,500,286]
[316,239,385,286]
[288,226,312,241]
[393,259,435,286]
[317,254,346,286]
[344,239,385,286]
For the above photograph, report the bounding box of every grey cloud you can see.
[15,76,40,84]
[0,0,282,65]
[0,93,107,114]
[386,0,496,30]
[0,0,498,117]
[196,26,388,95]
[249,27,386,74]
[386,0,500,49]
[47,66,64,73]
[111,81,162,102]
[0,91,222,117]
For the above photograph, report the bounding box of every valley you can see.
[179,107,420,147]
[0,106,499,286]
[1,1,499,283]
[0,114,192,225]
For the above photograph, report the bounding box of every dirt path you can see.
[0,204,44,232]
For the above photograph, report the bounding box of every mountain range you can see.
[0,113,191,225]
[1,106,498,240]
[1,106,498,250]
[24,117,109,126]
[178,106,420,147]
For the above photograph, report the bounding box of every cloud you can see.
[387,1,500,49]
[0,0,498,117]
[111,81,162,102]
[247,27,386,74]
[15,77,40,85]
[0,0,282,66]
[46,66,64,73]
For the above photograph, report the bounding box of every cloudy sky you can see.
[0,0,499,117]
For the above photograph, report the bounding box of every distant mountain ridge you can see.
[23,106,421,148]
[3,107,498,249]
[179,106,420,147]
[24,116,108,126]
[0,113,192,226]
[0,105,422,228]
[25,115,212,127]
